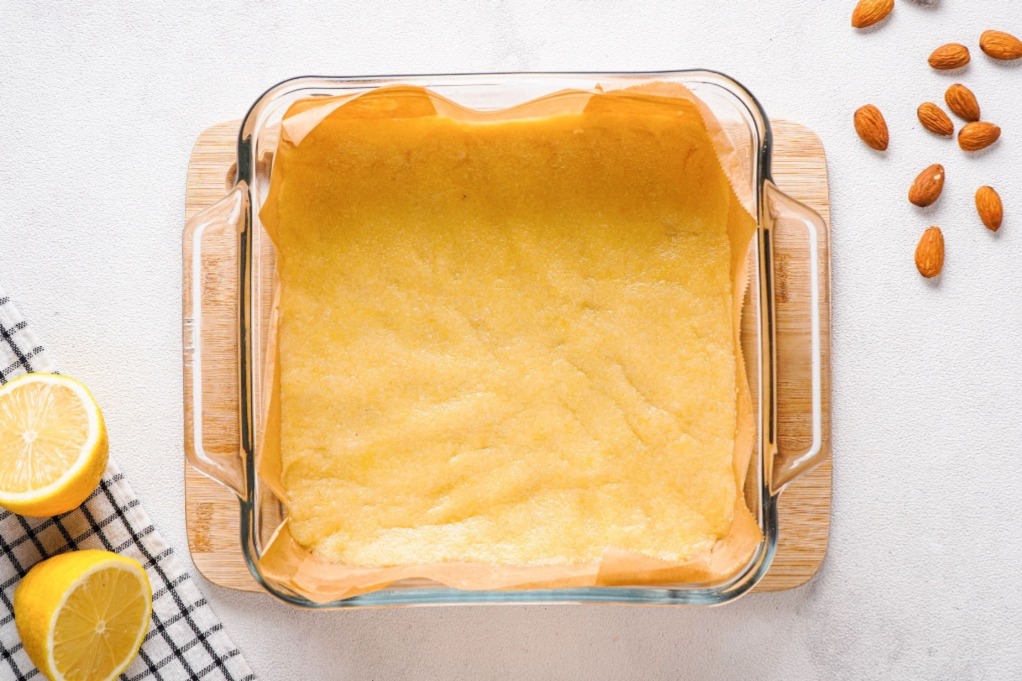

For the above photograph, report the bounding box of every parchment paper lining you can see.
[255,83,761,603]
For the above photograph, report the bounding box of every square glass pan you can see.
[184,71,826,607]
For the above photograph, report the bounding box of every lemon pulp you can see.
[52,565,151,680]
[0,379,88,491]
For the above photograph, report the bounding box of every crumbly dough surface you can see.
[268,89,738,567]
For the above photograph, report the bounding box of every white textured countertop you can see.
[4,1,1022,678]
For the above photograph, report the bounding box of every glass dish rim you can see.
[229,70,790,608]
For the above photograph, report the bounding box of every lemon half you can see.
[14,549,153,681]
[0,373,108,516]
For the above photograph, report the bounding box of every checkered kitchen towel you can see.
[0,289,255,681]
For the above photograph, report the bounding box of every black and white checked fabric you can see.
[0,289,255,681]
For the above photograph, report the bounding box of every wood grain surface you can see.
[183,119,831,594]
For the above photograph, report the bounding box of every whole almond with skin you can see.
[944,84,979,122]
[917,103,954,137]
[851,0,893,28]
[975,186,1003,231]
[929,43,971,70]
[908,164,945,207]
[958,121,1001,151]
[854,104,889,150]
[980,30,1022,60]
[915,227,944,278]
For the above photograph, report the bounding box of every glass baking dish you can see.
[183,71,827,608]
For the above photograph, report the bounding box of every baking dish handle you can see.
[765,181,828,492]
[182,184,248,498]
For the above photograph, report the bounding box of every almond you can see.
[854,104,889,150]
[916,102,954,137]
[915,227,944,278]
[851,0,894,28]
[908,164,945,207]
[944,84,980,122]
[975,186,1003,231]
[958,121,1001,151]
[980,30,1022,60]
[928,43,971,70]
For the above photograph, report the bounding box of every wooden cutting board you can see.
[183,119,832,594]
